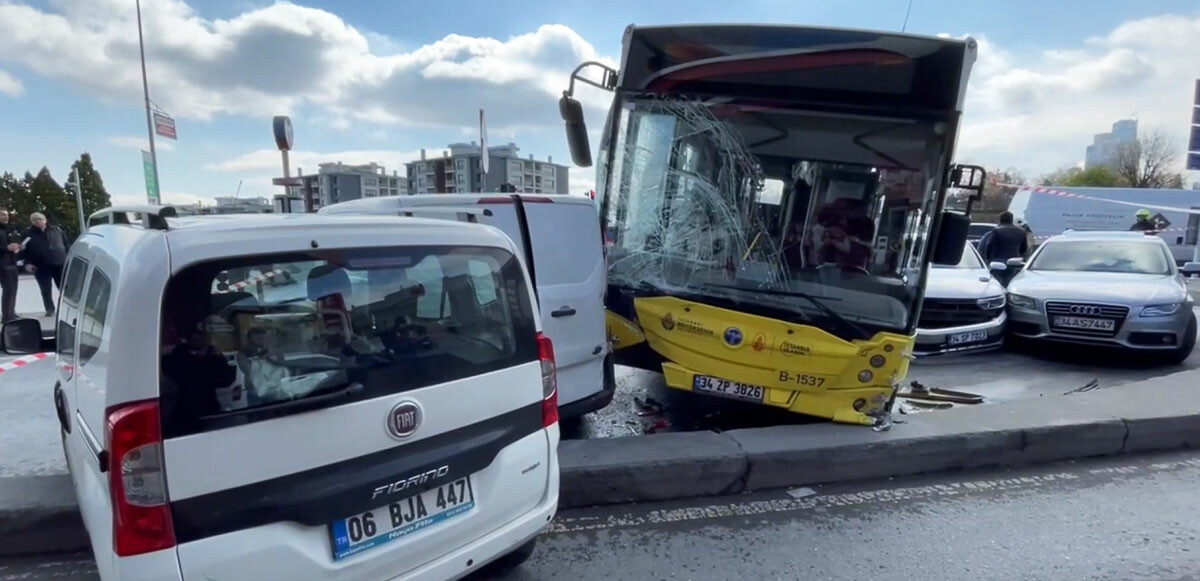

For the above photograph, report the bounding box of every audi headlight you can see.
[1008,294,1037,310]
[1140,303,1182,317]
[977,295,1006,310]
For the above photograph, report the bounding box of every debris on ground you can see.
[644,418,670,434]
[1063,379,1100,395]
[786,486,817,500]
[897,381,984,405]
[634,396,667,416]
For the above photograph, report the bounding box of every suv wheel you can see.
[1166,311,1197,365]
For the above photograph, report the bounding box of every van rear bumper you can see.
[558,355,615,419]
[398,489,557,581]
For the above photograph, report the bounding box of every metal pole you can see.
[136,0,161,202]
[72,167,86,232]
[281,150,299,212]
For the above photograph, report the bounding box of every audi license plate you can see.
[1053,316,1115,331]
[330,477,474,561]
[693,375,765,402]
[948,330,989,346]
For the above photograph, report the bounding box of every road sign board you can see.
[153,112,177,140]
[142,150,159,203]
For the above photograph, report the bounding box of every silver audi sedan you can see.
[1006,231,1197,363]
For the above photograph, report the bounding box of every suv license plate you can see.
[948,330,989,346]
[330,477,475,561]
[693,375,765,402]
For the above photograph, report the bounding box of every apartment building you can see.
[405,142,569,195]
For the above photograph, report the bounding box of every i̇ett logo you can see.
[723,327,744,348]
[661,313,676,331]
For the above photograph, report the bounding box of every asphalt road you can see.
[6,450,1200,580]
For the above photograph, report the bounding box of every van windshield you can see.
[159,245,537,438]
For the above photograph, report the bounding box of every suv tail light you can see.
[106,400,175,556]
[536,333,558,427]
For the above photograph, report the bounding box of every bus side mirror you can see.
[931,211,970,266]
[560,94,592,168]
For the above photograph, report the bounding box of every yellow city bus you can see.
[559,24,985,426]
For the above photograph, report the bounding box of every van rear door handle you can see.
[551,307,577,318]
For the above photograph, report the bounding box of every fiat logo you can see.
[387,401,423,439]
[1068,305,1102,316]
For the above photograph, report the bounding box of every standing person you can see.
[1129,209,1157,232]
[20,212,68,316]
[0,208,21,323]
[978,211,1029,286]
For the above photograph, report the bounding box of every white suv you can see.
[0,206,560,581]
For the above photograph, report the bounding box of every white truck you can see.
[1007,185,1200,272]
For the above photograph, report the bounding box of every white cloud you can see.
[205,148,426,175]
[0,0,612,131]
[108,135,175,152]
[957,14,1200,175]
[0,69,23,97]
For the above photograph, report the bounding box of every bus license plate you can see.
[693,375,765,402]
[329,477,475,561]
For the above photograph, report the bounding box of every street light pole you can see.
[136,0,161,203]
[72,167,86,233]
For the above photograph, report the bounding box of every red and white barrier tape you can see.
[0,352,49,375]
[1033,226,1188,241]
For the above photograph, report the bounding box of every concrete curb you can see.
[3,369,1198,557]
[559,368,1200,508]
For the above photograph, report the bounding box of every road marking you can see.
[547,457,1200,534]
[0,353,48,375]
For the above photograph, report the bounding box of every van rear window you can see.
[159,245,537,438]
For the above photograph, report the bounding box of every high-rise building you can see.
[1085,119,1138,169]
[405,143,569,195]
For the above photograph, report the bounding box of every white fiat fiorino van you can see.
[0,206,560,581]
[320,193,614,421]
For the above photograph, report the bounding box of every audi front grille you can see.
[1044,301,1129,338]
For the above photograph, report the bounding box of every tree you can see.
[1062,166,1121,187]
[27,167,78,240]
[1039,165,1121,187]
[1112,129,1180,189]
[0,172,36,229]
[64,152,112,236]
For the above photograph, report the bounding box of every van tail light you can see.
[536,333,558,427]
[106,400,176,557]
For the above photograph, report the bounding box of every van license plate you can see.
[330,477,474,561]
[948,330,989,346]
[693,375,765,402]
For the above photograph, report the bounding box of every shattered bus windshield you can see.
[601,97,948,337]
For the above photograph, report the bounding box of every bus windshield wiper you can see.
[700,283,871,341]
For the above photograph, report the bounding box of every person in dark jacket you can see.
[978,212,1030,287]
[20,212,68,316]
[0,207,21,323]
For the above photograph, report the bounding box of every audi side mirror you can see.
[988,261,1007,272]
[1006,257,1025,268]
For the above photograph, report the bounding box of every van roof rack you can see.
[397,206,493,223]
[88,205,178,231]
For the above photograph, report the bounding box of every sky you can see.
[0,0,1198,207]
